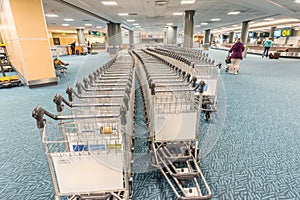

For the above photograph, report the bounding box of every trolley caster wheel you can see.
[205,112,210,121]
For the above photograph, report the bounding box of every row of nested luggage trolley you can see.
[32,46,220,200]
[32,52,136,200]
[133,46,219,200]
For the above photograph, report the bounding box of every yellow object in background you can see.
[101,126,113,134]
[0,75,19,82]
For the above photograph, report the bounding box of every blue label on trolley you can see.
[73,145,88,151]
[72,144,106,151]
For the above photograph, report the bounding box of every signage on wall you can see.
[88,30,106,37]
[280,28,294,37]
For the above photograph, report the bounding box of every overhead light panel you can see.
[195,25,201,27]
[181,0,195,4]
[295,0,300,3]
[127,19,135,22]
[132,23,139,26]
[64,18,74,21]
[201,22,208,25]
[45,14,58,17]
[118,13,128,16]
[101,1,118,5]
[61,24,70,26]
[96,26,102,28]
[211,18,220,21]
[155,0,169,6]
[173,12,183,16]
[227,11,240,15]
[85,24,93,26]
[167,23,173,26]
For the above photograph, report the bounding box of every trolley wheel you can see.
[205,111,210,121]
[150,151,157,166]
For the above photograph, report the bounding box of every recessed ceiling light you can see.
[211,18,220,21]
[227,11,240,15]
[155,0,168,5]
[61,24,70,26]
[118,13,129,16]
[264,18,274,21]
[195,25,201,27]
[101,1,118,5]
[201,22,208,25]
[167,23,173,26]
[85,24,93,26]
[133,23,139,26]
[127,19,135,22]
[45,14,58,17]
[64,18,74,21]
[96,26,102,28]
[173,12,184,16]
[181,0,195,4]
[77,27,85,29]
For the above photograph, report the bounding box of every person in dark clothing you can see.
[228,38,244,75]
[70,41,76,55]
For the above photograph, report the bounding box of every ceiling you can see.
[43,0,300,34]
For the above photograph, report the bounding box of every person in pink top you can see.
[229,38,244,75]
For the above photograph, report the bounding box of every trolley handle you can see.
[66,86,127,101]
[32,105,127,129]
[53,93,123,112]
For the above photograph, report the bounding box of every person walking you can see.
[228,38,244,75]
[262,37,273,58]
[70,41,76,55]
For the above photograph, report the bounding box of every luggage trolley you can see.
[32,52,135,200]
[134,49,212,200]
[193,62,220,121]
[145,47,220,121]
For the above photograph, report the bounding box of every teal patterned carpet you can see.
[0,50,299,199]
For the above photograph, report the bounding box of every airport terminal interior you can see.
[0,0,300,199]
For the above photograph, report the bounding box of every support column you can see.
[229,32,234,43]
[167,26,177,45]
[203,29,211,49]
[139,32,142,44]
[241,21,250,44]
[107,23,122,53]
[183,10,195,48]
[129,30,134,49]
[270,26,276,40]
[0,0,57,87]
[210,33,214,44]
[129,30,134,45]
[76,28,85,45]
[204,29,210,43]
